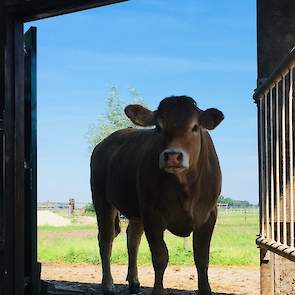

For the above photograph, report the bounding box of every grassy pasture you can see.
[38,209,259,266]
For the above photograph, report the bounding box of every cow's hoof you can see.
[128,281,140,294]
[102,284,116,295]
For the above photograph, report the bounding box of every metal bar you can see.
[270,87,275,240]
[255,39,295,262]
[275,82,281,243]
[289,67,294,248]
[264,93,270,238]
[260,99,265,237]
[282,74,287,245]
[256,236,295,262]
[254,47,295,101]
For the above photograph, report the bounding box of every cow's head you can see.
[125,96,224,175]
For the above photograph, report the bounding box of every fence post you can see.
[183,237,189,251]
[260,249,274,295]
[68,198,75,215]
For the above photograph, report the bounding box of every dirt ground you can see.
[42,263,259,295]
[38,210,71,226]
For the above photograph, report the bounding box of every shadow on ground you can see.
[45,280,236,295]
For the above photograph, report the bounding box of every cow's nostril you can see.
[163,151,183,164]
[177,153,183,162]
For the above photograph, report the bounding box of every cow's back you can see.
[90,128,154,219]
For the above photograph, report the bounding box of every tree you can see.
[84,202,95,215]
[87,86,146,152]
[218,195,253,208]
[218,195,226,203]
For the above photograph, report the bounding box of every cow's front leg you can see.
[193,209,217,295]
[144,215,168,295]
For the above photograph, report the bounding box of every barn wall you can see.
[257,0,295,81]
[257,1,295,294]
[274,255,295,294]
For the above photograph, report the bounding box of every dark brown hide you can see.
[91,96,223,295]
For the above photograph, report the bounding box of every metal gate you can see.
[254,48,295,261]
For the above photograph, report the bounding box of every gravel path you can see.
[38,210,71,226]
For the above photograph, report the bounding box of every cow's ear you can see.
[199,108,224,130]
[124,104,156,126]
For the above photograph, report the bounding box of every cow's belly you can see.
[167,223,194,237]
[167,224,193,237]
[106,150,142,219]
[166,213,194,237]
[107,188,140,219]
[117,201,141,219]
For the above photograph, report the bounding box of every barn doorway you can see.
[22,1,255,294]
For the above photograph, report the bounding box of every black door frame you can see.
[2,1,295,295]
[0,1,126,295]
[24,26,38,295]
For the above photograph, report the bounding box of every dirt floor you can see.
[42,263,259,295]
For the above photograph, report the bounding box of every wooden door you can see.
[24,26,39,295]
[0,29,4,295]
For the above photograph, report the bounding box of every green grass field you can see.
[38,209,259,266]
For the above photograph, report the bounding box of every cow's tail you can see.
[114,212,121,237]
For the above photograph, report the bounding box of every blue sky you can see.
[26,0,258,204]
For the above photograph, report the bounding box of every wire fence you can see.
[38,199,258,221]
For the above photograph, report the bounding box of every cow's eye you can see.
[156,125,162,133]
[192,125,198,132]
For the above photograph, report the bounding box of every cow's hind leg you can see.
[126,220,144,293]
[97,205,121,295]
[193,209,217,295]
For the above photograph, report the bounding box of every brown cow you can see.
[90,96,224,295]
